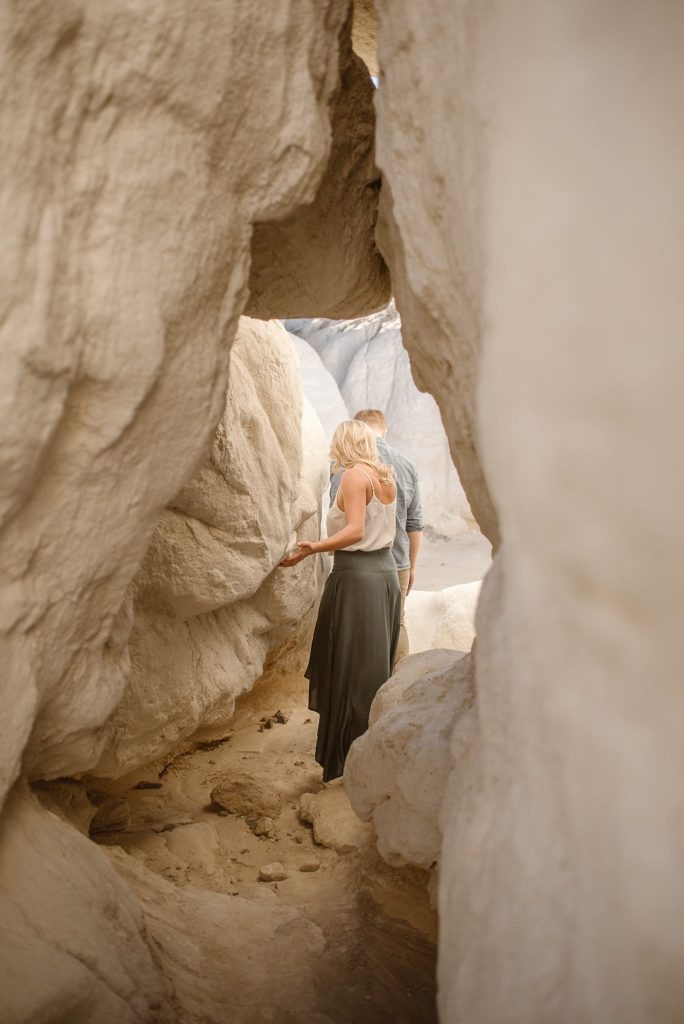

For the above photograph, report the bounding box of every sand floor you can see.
[92,671,438,1024]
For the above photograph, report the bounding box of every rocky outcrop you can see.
[287,302,476,536]
[405,581,481,654]
[0,788,174,1023]
[109,848,326,1024]
[345,651,472,874]
[247,17,390,320]
[371,2,684,1022]
[373,3,498,547]
[0,0,349,802]
[94,319,327,776]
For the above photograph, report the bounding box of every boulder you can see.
[345,651,472,871]
[0,789,172,1023]
[404,581,481,654]
[211,771,282,820]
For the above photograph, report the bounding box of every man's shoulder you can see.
[378,439,419,479]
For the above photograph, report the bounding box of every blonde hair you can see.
[354,408,387,433]
[330,420,394,486]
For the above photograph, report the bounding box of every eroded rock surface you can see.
[94,319,327,776]
[0,789,173,1024]
[288,302,476,536]
[0,0,348,800]
[372,3,684,1022]
[247,17,390,320]
[345,651,472,872]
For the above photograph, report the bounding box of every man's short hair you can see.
[353,409,387,432]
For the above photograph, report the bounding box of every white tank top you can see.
[326,468,397,552]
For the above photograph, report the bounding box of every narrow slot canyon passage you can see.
[1,3,683,1024]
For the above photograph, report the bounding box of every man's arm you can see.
[407,530,423,593]
[405,476,424,593]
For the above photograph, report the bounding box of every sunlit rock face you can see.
[95,319,327,777]
[345,650,472,873]
[287,302,476,536]
[373,2,684,1022]
[0,0,348,800]
[405,582,481,655]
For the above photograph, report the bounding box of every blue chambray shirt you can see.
[329,438,424,570]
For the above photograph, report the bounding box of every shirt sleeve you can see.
[329,466,342,508]
[405,474,424,532]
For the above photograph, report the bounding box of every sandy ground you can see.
[416,531,492,590]
[92,671,438,1024]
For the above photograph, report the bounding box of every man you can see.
[330,409,423,662]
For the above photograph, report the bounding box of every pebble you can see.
[299,859,320,873]
[258,862,288,883]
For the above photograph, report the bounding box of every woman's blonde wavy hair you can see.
[330,419,394,486]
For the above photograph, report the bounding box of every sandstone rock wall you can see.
[287,302,476,536]
[247,15,390,320]
[0,0,349,803]
[371,2,684,1022]
[373,1,499,546]
[94,318,327,777]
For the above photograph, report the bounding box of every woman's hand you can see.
[279,540,317,567]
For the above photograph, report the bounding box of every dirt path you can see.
[92,672,438,1024]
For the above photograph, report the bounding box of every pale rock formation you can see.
[345,651,471,872]
[405,581,481,655]
[0,0,349,801]
[299,786,373,855]
[94,319,327,776]
[372,2,684,1022]
[0,788,173,1023]
[287,302,475,535]
[289,333,350,445]
[373,3,498,546]
[247,16,390,320]
[109,847,326,1024]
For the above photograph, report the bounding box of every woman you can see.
[280,419,401,781]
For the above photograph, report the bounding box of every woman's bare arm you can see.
[279,468,367,565]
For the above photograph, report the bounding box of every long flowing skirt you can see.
[306,548,401,782]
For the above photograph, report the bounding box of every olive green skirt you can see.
[306,548,401,782]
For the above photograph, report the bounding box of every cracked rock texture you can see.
[372,2,684,1022]
[345,651,471,873]
[0,0,347,800]
[95,319,328,777]
[288,302,476,536]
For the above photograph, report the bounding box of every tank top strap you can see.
[356,466,376,500]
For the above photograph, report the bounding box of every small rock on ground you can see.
[299,859,321,873]
[258,862,288,882]
[211,770,282,818]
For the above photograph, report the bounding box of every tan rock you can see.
[0,790,172,1023]
[211,771,282,820]
[111,848,324,1022]
[299,858,321,873]
[258,862,288,883]
[247,17,389,320]
[93,320,328,776]
[345,651,472,871]
[373,2,684,1022]
[299,786,372,854]
[0,0,348,799]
